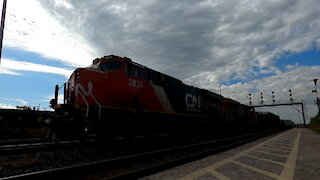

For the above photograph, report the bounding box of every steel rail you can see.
[0,139,89,155]
[0,138,48,145]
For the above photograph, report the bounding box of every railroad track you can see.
[2,129,283,180]
[0,138,48,145]
[0,139,94,155]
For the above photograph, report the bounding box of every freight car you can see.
[47,55,271,138]
[256,112,281,130]
[280,119,295,129]
[0,108,52,139]
[0,108,51,128]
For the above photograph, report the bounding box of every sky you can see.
[0,0,319,124]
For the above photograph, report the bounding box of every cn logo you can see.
[185,93,201,112]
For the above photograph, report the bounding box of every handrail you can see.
[77,90,89,117]
[90,93,101,120]
[75,82,101,120]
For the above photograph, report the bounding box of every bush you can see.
[309,115,320,133]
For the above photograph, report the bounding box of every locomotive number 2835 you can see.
[128,78,144,88]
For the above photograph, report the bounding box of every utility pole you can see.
[312,79,320,115]
[301,103,306,127]
[0,0,7,66]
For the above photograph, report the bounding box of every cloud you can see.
[1,97,28,105]
[37,0,320,81]
[4,0,96,67]
[204,65,320,122]
[54,0,73,9]
[0,58,74,77]
[0,68,21,76]
[0,103,16,109]
[12,98,28,105]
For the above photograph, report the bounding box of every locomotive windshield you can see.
[99,61,121,71]
[87,56,121,72]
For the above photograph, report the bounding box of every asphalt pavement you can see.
[141,128,320,180]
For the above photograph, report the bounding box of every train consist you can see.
[0,107,52,139]
[48,55,292,138]
[0,107,52,127]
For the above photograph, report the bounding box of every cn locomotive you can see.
[48,55,279,138]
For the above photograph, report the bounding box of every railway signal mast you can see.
[249,90,306,127]
[272,91,275,104]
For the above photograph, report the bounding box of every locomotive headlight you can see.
[75,71,80,80]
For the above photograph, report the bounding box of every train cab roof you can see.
[88,55,147,70]
[87,55,123,72]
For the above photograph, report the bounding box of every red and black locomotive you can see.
[48,55,275,138]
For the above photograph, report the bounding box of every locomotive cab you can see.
[48,55,128,138]
[88,56,122,72]
[50,55,124,107]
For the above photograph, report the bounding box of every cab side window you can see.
[99,61,121,71]
[127,63,146,79]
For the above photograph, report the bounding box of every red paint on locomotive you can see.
[67,55,165,112]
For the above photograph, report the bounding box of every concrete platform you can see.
[140,128,320,180]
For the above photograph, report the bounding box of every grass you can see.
[309,113,320,133]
